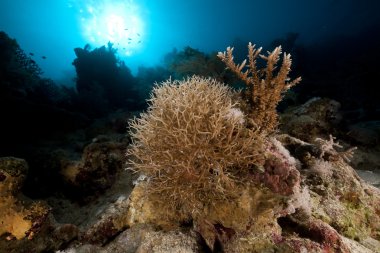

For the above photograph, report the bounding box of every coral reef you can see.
[2,37,380,253]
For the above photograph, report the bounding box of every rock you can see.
[356,170,380,187]
[58,224,201,253]
[347,121,380,146]
[81,194,131,245]
[341,236,378,253]
[280,98,342,142]
[105,224,200,253]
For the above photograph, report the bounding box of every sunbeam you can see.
[73,0,144,56]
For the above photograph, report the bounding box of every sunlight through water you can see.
[70,0,144,56]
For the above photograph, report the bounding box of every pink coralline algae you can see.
[254,140,301,196]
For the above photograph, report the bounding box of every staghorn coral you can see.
[127,75,265,216]
[217,42,301,133]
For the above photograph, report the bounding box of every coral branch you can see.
[218,42,302,133]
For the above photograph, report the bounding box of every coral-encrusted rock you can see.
[106,224,201,253]
[278,218,350,252]
[308,161,380,243]
[126,181,287,252]
[56,165,135,246]
[0,157,28,191]
[0,157,51,240]
[278,134,380,252]
[0,157,79,252]
[125,182,185,229]
[61,141,127,197]
[81,194,132,245]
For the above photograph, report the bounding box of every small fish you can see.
[29,53,34,56]
[42,56,47,59]
[138,40,141,43]
[128,38,132,40]
[124,28,128,30]
[137,33,140,36]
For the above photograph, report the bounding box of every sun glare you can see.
[72,0,144,56]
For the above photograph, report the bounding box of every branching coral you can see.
[217,42,302,133]
[315,134,357,163]
[127,76,265,215]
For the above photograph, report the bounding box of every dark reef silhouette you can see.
[73,42,141,117]
[0,32,86,154]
